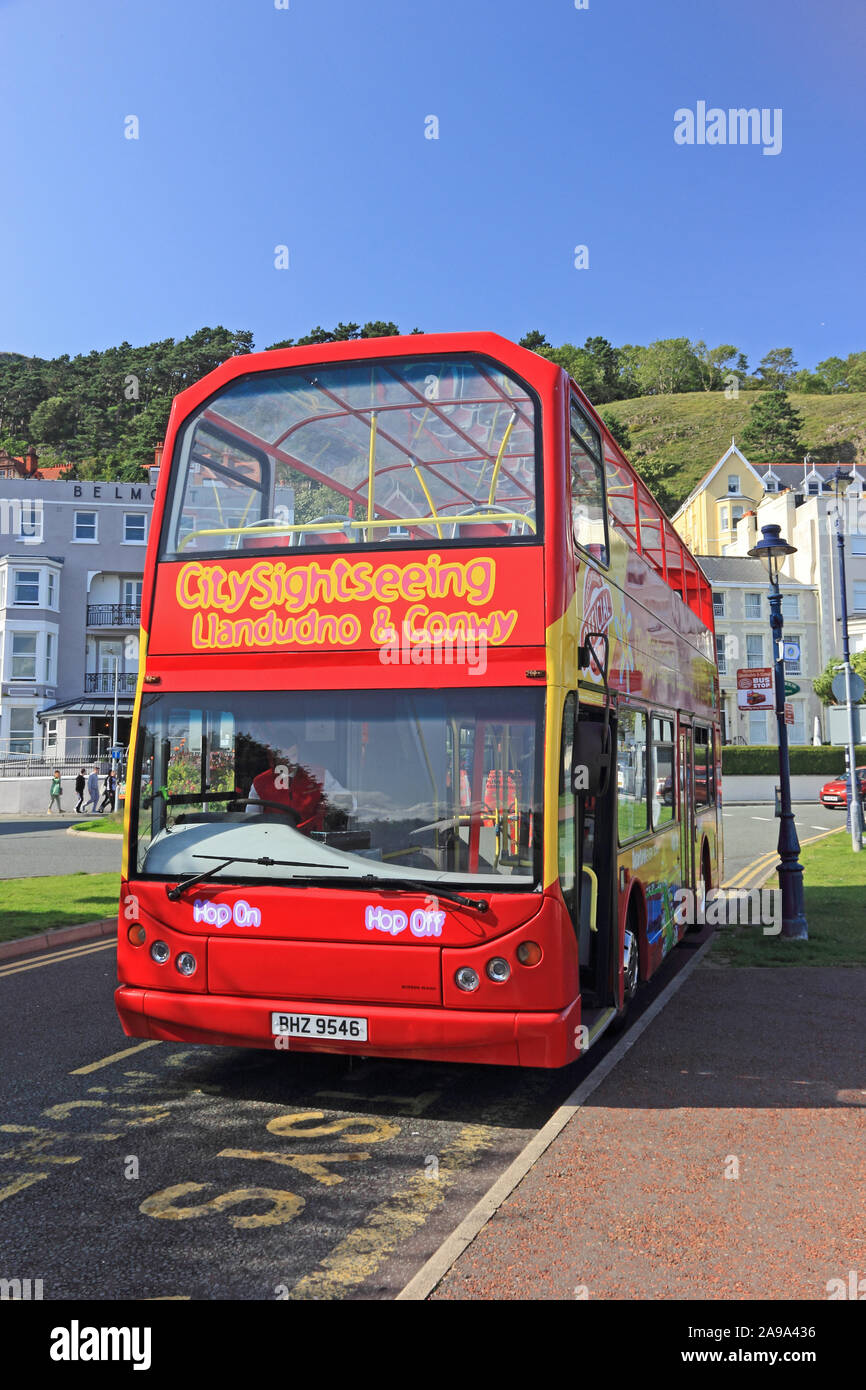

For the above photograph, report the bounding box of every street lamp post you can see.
[832,468,863,853]
[748,523,809,939]
[109,655,119,756]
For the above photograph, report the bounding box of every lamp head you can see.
[748,523,796,583]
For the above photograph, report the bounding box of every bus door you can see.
[678,718,694,890]
[567,698,616,1009]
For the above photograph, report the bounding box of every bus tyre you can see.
[611,911,639,1032]
[688,846,712,934]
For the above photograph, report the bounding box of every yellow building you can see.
[671,440,765,555]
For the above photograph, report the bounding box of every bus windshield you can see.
[133,688,543,888]
[160,356,539,558]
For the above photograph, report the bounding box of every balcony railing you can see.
[86,604,141,627]
[85,672,138,694]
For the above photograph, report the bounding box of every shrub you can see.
[721,745,866,776]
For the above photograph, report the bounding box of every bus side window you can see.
[618,707,648,841]
[694,725,712,807]
[570,400,609,567]
[651,715,676,828]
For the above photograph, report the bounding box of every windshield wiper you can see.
[166,854,347,900]
[351,874,489,912]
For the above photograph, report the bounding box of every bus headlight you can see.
[127,924,146,946]
[150,941,170,964]
[176,952,197,977]
[486,957,511,983]
[455,966,479,992]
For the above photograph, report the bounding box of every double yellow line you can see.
[724,824,843,894]
[0,939,114,980]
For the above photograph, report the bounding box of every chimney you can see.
[25,445,38,476]
[153,442,164,469]
[739,509,758,546]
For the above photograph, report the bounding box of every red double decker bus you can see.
[116,332,721,1068]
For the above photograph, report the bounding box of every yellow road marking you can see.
[722,825,842,891]
[314,1089,442,1117]
[70,1041,161,1075]
[0,1173,50,1205]
[0,940,114,978]
[140,1182,305,1229]
[267,1112,400,1144]
[287,1123,495,1300]
[218,1149,372,1186]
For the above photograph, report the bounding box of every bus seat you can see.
[296,514,355,547]
[456,521,511,538]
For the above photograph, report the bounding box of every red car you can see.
[819,767,866,808]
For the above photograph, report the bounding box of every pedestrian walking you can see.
[48,769,63,814]
[87,766,101,813]
[98,770,116,814]
[74,768,87,813]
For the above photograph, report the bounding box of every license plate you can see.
[824,796,838,802]
[271,1011,368,1041]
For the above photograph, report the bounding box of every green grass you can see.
[0,873,120,943]
[710,830,866,966]
[602,391,866,513]
[75,813,125,835]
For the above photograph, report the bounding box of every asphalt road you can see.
[0,928,712,1301]
[0,817,121,878]
[720,802,842,883]
[0,807,840,1301]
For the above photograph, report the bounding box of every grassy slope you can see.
[601,392,866,513]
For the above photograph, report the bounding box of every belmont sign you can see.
[70,484,157,502]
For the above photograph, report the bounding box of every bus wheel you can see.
[689,846,712,934]
[611,908,640,1032]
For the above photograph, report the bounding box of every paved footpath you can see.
[430,963,866,1300]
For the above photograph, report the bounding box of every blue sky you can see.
[1,0,863,370]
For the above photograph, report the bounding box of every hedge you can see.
[721,744,866,776]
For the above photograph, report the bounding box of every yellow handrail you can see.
[178,509,536,550]
[486,410,517,506]
[366,412,377,532]
[409,457,443,539]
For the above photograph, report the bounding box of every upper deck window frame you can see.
[158,351,544,562]
[569,395,609,569]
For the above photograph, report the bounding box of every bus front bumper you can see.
[115,985,582,1069]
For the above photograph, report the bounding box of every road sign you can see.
[737,667,774,710]
[784,681,800,696]
[782,640,800,663]
[784,703,794,725]
[831,670,866,703]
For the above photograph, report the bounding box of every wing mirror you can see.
[572,719,612,797]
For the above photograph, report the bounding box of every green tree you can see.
[740,389,804,461]
[519,330,552,353]
[631,451,683,515]
[636,338,702,395]
[814,356,850,392]
[536,343,604,401]
[757,347,798,390]
[582,336,628,401]
[693,341,742,391]
[813,654,866,706]
[845,351,866,391]
[600,410,632,453]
